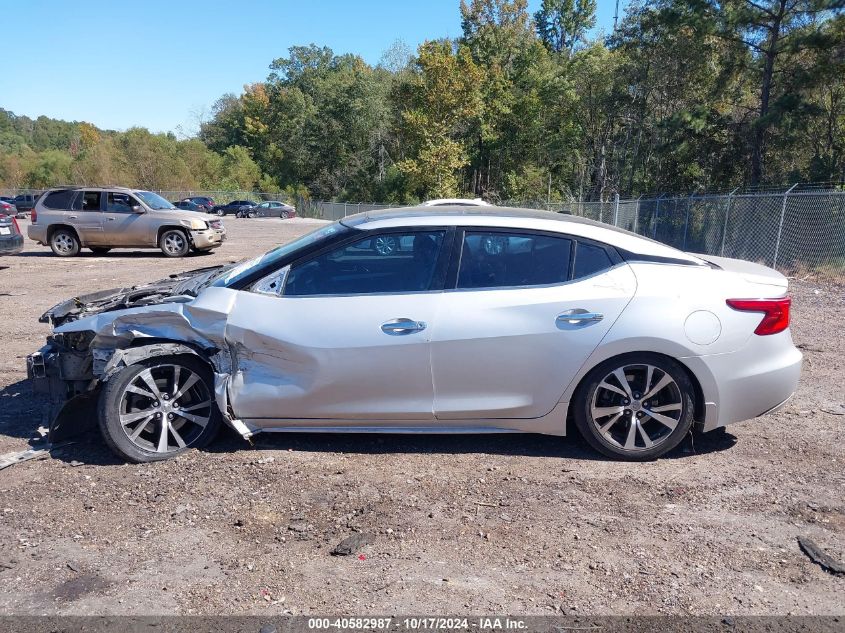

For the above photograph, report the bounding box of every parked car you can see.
[0,196,16,204]
[173,199,208,213]
[13,193,40,215]
[185,196,215,212]
[26,205,801,463]
[0,211,24,254]
[240,201,297,219]
[28,187,227,258]
[0,199,16,216]
[212,200,257,216]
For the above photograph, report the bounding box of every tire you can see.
[98,355,222,463]
[573,353,695,461]
[216,209,224,216]
[247,211,256,219]
[159,229,190,257]
[49,228,80,257]
[280,211,289,219]
[90,247,111,255]
[374,235,398,256]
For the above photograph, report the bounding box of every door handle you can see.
[106,217,116,221]
[557,309,604,325]
[381,318,427,335]
[68,215,78,219]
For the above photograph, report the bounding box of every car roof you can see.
[340,205,706,264]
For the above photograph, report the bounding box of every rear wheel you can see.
[159,229,190,257]
[50,228,80,257]
[573,354,695,461]
[98,356,221,463]
[90,247,111,255]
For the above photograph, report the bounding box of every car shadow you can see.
[1,376,738,466]
[16,250,213,259]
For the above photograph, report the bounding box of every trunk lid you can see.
[693,254,788,290]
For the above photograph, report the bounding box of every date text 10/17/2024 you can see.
[307,618,528,631]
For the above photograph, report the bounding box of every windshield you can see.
[210,222,350,288]
[136,191,176,210]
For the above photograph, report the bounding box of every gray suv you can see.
[28,187,227,257]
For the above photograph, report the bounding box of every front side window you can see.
[106,192,139,213]
[458,231,572,289]
[284,231,446,296]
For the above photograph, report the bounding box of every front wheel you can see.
[98,356,222,463]
[159,229,190,257]
[216,209,224,216]
[573,354,695,461]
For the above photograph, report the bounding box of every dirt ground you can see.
[0,217,843,616]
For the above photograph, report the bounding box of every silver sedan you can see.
[27,206,802,462]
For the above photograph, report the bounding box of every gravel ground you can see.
[0,217,843,616]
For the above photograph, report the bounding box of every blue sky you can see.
[0,0,627,135]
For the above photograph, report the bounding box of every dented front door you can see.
[223,291,439,424]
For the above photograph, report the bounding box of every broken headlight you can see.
[50,330,95,352]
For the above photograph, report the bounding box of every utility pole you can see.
[613,0,620,31]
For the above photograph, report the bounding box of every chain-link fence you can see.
[296,189,845,274]
[4,185,843,274]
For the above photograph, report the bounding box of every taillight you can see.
[31,207,37,223]
[726,297,791,335]
[11,217,21,234]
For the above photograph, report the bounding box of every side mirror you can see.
[132,205,144,214]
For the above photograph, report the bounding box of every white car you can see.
[28,206,802,462]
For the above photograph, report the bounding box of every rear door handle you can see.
[557,309,604,325]
[68,215,78,219]
[381,318,427,335]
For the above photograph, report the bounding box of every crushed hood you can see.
[40,265,232,327]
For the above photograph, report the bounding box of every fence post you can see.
[772,184,797,269]
[634,195,642,234]
[343,202,348,217]
[613,193,620,227]
[682,194,693,250]
[720,187,739,256]
[652,195,664,239]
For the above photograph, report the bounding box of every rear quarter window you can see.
[573,241,615,279]
[42,190,75,210]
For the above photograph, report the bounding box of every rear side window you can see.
[573,241,614,279]
[80,191,102,212]
[43,190,75,209]
[457,231,572,289]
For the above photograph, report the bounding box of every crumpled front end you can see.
[26,286,254,443]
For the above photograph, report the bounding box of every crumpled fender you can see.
[59,288,257,439]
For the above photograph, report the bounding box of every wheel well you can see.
[47,224,80,243]
[157,225,190,244]
[570,351,706,423]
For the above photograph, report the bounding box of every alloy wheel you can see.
[163,232,186,255]
[52,233,75,254]
[374,235,398,256]
[118,364,213,454]
[589,363,684,452]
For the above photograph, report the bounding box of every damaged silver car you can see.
[28,206,801,463]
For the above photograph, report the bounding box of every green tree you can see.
[535,0,597,55]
